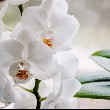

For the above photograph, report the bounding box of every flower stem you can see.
[40,97,47,102]
[18,4,23,16]
[33,79,41,109]
[17,85,34,94]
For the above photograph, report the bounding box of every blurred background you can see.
[1,0,110,109]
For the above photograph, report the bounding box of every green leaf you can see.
[91,50,110,72]
[75,81,110,100]
[75,71,110,100]
[90,56,110,72]
[92,50,110,58]
[75,71,110,84]
[90,50,110,71]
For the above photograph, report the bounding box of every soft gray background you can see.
[1,0,110,109]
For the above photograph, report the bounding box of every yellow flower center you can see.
[16,62,29,80]
[43,38,54,47]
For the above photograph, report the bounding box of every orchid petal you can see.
[28,41,54,73]
[50,12,80,41]
[41,0,68,16]
[4,81,16,103]
[55,52,79,79]
[0,72,7,102]
[30,66,56,80]
[21,7,47,35]
[19,78,35,90]
[55,98,77,109]
[61,78,81,98]
[10,22,21,40]
[0,39,23,67]
[39,79,53,98]
[16,29,36,59]
[14,88,36,109]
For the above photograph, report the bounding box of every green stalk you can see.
[18,4,24,16]
[33,79,41,109]
[18,85,34,94]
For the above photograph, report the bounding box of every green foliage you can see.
[75,71,110,100]
[91,50,110,72]
[75,81,110,100]
[76,71,110,84]
[92,50,110,58]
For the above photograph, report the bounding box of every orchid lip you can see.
[16,61,29,81]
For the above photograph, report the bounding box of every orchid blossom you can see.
[21,2,79,52]
[38,52,81,109]
[0,0,83,109]
[0,36,56,84]
[0,71,36,109]
[43,76,81,109]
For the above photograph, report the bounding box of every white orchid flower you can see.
[0,72,36,109]
[39,51,79,98]
[43,73,81,109]
[38,52,81,109]
[0,72,17,108]
[0,37,56,84]
[21,5,80,52]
